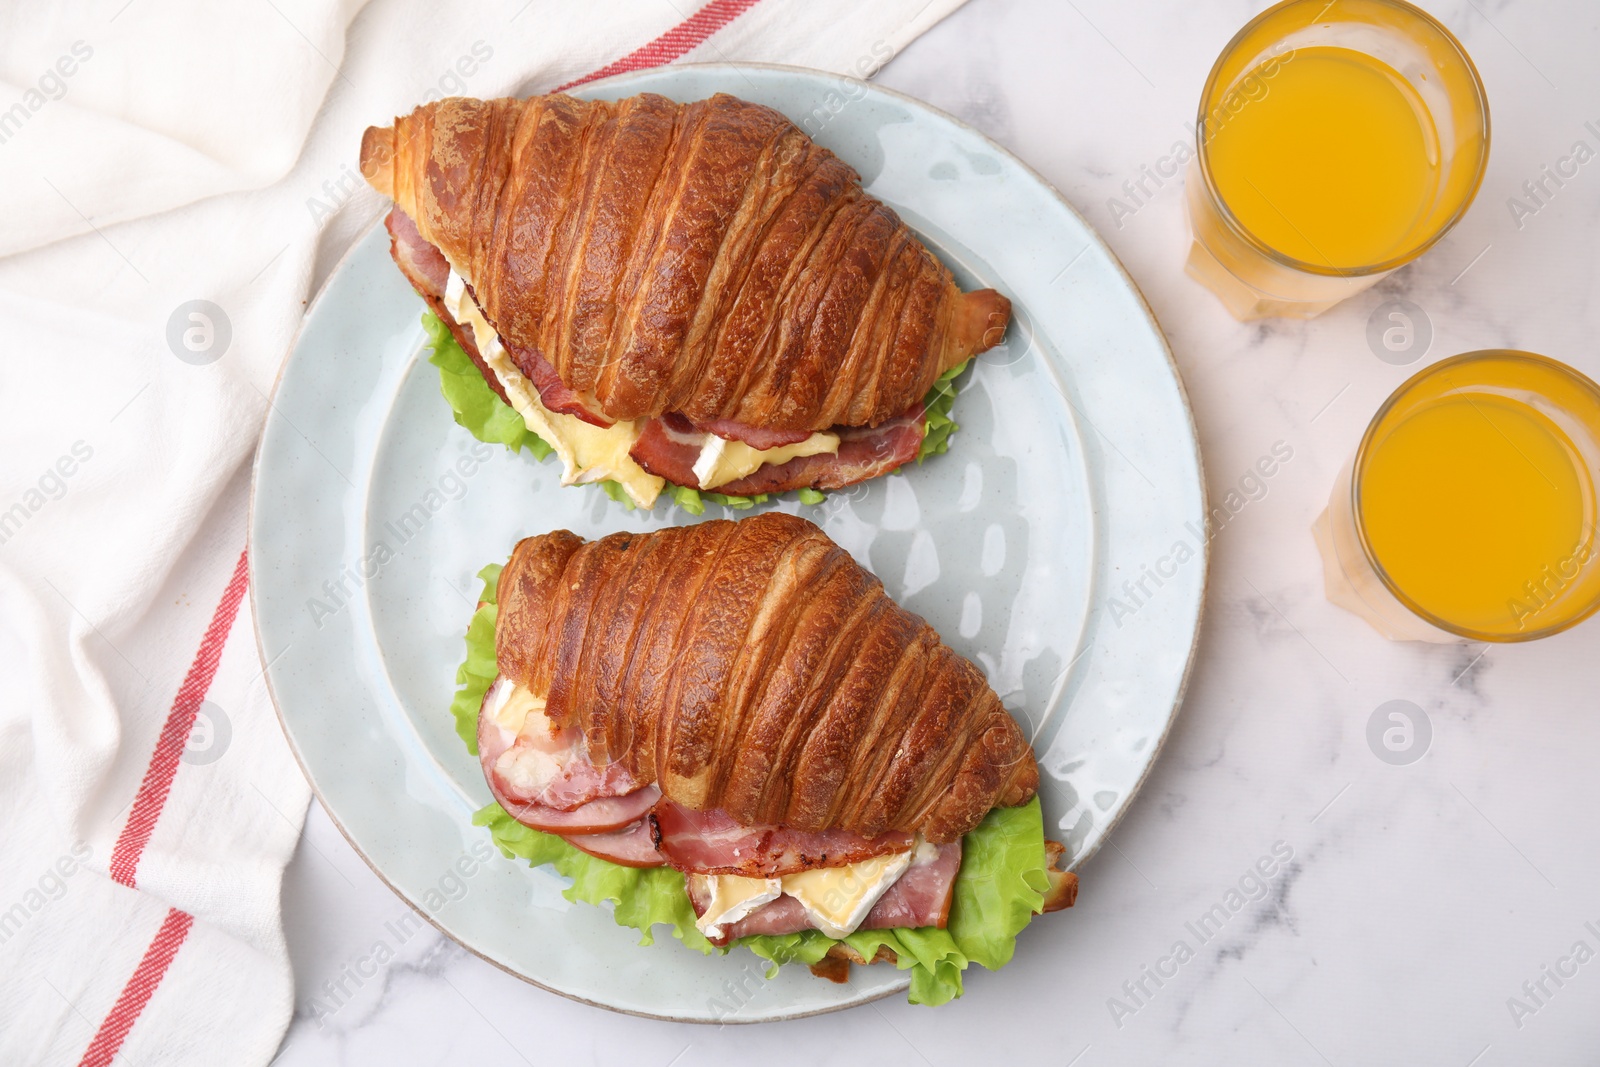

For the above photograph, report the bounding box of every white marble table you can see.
[274,0,1600,1062]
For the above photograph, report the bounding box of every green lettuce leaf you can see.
[918,359,970,463]
[473,801,713,953]
[734,799,1047,1005]
[596,479,637,511]
[947,795,1051,970]
[420,311,970,508]
[424,312,552,460]
[448,563,502,756]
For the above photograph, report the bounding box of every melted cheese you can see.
[442,271,664,508]
[486,679,546,734]
[692,874,783,939]
[692,430,840,490]
[692,847,916,940]
[782,849,913,938]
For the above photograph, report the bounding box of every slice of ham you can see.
[492,787,660,835]
[690,890,809,944]
[652,801,913,878]
[563,818,665,868]
[478,678,659,834]
[629,407,925,495]
[857,839,962,929]
[385,207,611,426]
[695,417,814,450]
[478,679,647,811]
[685,840,963,946]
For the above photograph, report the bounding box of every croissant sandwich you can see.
[361,92,1011,509]
[453,513,1074,1002]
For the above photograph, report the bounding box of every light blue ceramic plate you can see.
[250,63,1207,1022]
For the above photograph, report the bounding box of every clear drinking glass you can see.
[1315,352,1600,642]
[1185,0,1490,320]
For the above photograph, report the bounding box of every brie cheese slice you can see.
[691,846,918,940]
[442,270,664,508]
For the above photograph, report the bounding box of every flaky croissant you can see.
[495,512,1038,842]
[360,92,1010,433]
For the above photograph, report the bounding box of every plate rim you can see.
[249,59,1210,1024]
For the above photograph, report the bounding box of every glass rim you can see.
[1194,0,1492,279]
[1351,350,1600,642]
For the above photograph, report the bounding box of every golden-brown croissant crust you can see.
[360,92,1011,432]
[494,513,1038,843]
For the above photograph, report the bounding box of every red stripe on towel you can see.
[77,908,195,1067]
[556,0,764,90]
[109,548,250,887]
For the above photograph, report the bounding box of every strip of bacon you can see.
[628,413,706,479]
[386,207,449,295]
[385,207,612,426]
[385,208,518,406]
[652,801,913,878]
[500,337,614,428]
[695,417,814,450]
[684,840,963,946]
[627,413,708,489]
[716,409,925,494]
[630,406,925,495]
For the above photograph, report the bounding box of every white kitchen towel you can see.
[0,1,970,1063]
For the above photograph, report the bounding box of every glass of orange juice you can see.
[1186,0,1490,320]
[1315,352,1600,642]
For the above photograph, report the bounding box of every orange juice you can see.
[1206,47,1439,270]
[1187,0,1489,319]
[1348,353,1600,639]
